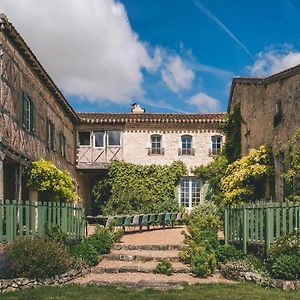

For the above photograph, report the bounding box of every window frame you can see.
[93,131,105,148]
[150,134,163,155]
[211,135,222,155]
[47,119,56,151]
[59,132,66,158]
[78,131,91,147]
[107,130,122,147]
[179,177,201,209]
[181,135,193,155]
[22,91,36,134]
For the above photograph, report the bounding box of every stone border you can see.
[224,269,300,291]
[0,265,91,293]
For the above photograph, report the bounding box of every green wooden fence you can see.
[224,202,300,253]
[0,199,86,242]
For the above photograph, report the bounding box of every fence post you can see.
[224,207,228,244]
[265,205,271,250]
[243,206,248,254]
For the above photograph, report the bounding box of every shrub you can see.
[69,241,99,266]
[154,259,174,276]
[271,254,300,280]
[191,251,216,278]
[216,244,244,264]
[111,229,125,243]
[179,241,206,264]
[7,237,71,279]
[45,225,67,245]
[87,228,113,255]
[220,259,253,280]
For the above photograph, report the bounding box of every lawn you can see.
[1,283,300,300]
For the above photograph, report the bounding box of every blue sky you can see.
[1,0,300,113]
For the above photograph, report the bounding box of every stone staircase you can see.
[72,228,232,289]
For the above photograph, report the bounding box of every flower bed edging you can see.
[0,265,91,293]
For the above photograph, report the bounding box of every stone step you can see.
[112,243,185,251]
[102,249,180,262]
[71,272,234,290]
[93,260,190,274]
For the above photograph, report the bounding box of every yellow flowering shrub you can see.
[26,160,79,203]
[221,146,274,205]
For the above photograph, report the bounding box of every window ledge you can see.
[147,148,165,156]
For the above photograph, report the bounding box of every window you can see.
[94,131,105,148]
[149,135,164,155]
[59,132,66,158]
[78,132,91,146]
[47,119,55,150]
[274,102,282,128]
[180,177,201,209]
[108,131,121,146]
[22,92,36,134]
[180,135,193,155]
[211,135,222,155]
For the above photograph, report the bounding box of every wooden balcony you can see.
[76,146,122,169]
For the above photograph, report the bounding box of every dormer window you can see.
[179,135,194,155]
[148,134,164,155]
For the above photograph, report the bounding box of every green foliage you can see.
[111,229,125,243]
[91,177,111,215]
[191,251,216,278]
[216,244,244,264]
[154,259,174,276]
[26,160,78,203]
[93,160,187,215]
[282,129,300,201]
[7,237,71,279]
[220,105,242,163]
[87,227,113,255]
[69,241,99,266]
[221,146,274,205]
[271,254,300,280]
[45,225,67,245]
[194,155,228,204]
[179,241,207,264]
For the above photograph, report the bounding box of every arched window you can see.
[150,134,162,155]
[181,135,193,155]
[211,135,222,155]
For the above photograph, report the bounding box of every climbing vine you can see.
[220,105,242,163]
[282,129,300,201]
[92,160,187,215]
[221,146,274,205]
[26,160,79,203]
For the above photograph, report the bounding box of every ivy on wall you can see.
[221,146,274,205]
[282,129,300,201]
[92,160,187,215]
[26,160,78,203]
[220,105,242,163]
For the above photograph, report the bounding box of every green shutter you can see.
[22,92,26,129]
[30,100,36,134]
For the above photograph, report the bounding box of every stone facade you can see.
[228,67,300,200]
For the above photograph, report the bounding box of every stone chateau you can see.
[0,15,299,212]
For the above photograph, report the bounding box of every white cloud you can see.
[0,0,160,104]
[161,55,195,93]
[186,92,221,112]
[249,47,300,76]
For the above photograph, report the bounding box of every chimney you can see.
[131,103,145,114]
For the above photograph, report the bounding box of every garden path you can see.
[72,226,234,289]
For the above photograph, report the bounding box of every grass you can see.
[1,283,300,300]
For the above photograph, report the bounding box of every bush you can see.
[179,241,206,264]
[271,254,300,280]
[216,244,244,264]
[154,259,174,276]
[220,259,253,280]
[87,227,113,255]
[69,241,99,266]
[191,251,216,278]
[7,237,71,279]
[45,225,67,245]
[111,229,125,243]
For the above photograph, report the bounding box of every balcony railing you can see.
[178,148,195,156]
[208,148,221,156]
[147,147,165,156]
